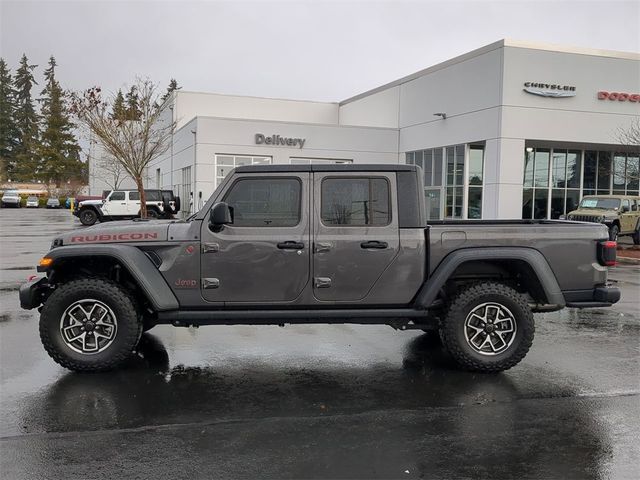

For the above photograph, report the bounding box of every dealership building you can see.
[90,39,640,219]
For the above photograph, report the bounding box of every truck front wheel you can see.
[39,278,142,372]
[79,208,98,226]
[440,282,534,373]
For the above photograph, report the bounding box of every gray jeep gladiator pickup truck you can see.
[20,164,620,373]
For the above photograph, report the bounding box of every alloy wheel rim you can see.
[59,299,118,354]
[464,302,517,356]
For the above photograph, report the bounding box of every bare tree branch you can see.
[616,117,640,183]
[71,79,176,217]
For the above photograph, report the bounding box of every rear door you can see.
[312,172,400,302]
[620,198,634,232]
[200,173,310,304]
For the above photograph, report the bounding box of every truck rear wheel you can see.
[39,278,142,372]
[440,282,534,373]
[79,208,98,226]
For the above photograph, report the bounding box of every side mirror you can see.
[209,202,232,230]
[621,205,629,213]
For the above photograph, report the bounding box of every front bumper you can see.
[19,277,49,310]
[565,284,621,308]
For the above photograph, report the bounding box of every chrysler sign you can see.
[523,82,576,98]
[255,133,306,149]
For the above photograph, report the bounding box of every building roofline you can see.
[175,89,338,107]
[189,114,399,131]
[339,39,640,106]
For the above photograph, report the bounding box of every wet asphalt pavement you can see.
[0,208,639,479]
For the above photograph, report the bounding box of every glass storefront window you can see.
[597,152,612,194]
[552,150,567,188]
[613,154,626,194]
[467,146,484,219]
[566,151,581,188]
[469,147,483,186]
[524,151,534,187]
[522,188,533,219]
[406,143,484,220]
[433,149,443,187]
[627,156,639,193]
[534,149,550,188]
[524,147,640,219]
[214,154,272,186]
[533,189,548,219]
[583,151,597,190]
[425,189,441,220]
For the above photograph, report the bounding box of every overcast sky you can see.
[1,0,639,102]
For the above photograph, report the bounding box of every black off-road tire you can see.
[79,208,98,226]
[440,282,535,373]
[609,224,619,242]
[145,208,160,219]
[39,278,142,372]
[632,230,640,245]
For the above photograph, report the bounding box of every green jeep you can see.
[566,195,640,243]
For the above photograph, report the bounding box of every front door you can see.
[102,191,127,216]
[312,172,400,302]
[200,173,310,304]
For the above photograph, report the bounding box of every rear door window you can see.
[321,177,390,226]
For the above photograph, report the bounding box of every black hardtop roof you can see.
[234,163,417,173]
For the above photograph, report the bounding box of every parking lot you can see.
[0,207,639,479]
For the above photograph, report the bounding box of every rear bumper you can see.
[19,277,48,310]
[564,285,621,308]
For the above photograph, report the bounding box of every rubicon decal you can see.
[70,232,159,243]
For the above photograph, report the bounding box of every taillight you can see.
[597,240,617,266]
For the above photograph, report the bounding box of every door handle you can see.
[277,241,305,250]
[360,240,388,249]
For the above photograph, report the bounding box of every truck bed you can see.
[427,220,610,292]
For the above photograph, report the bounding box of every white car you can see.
[1,191,21,208]
[26,196,39,208]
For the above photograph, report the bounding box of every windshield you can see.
[579,198,621,210]
[27,196,37,201]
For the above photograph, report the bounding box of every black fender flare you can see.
[414,247,565,308]
[41,244,179,311]
[78,204,103,219]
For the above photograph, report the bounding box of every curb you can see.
[616,256,640,265]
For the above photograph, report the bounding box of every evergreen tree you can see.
[38,56,82,187]
[111,89,127,121]
[125,86,141,121]
[13,54,40,181]
[161,78,180,103]
[0,59,19,181]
